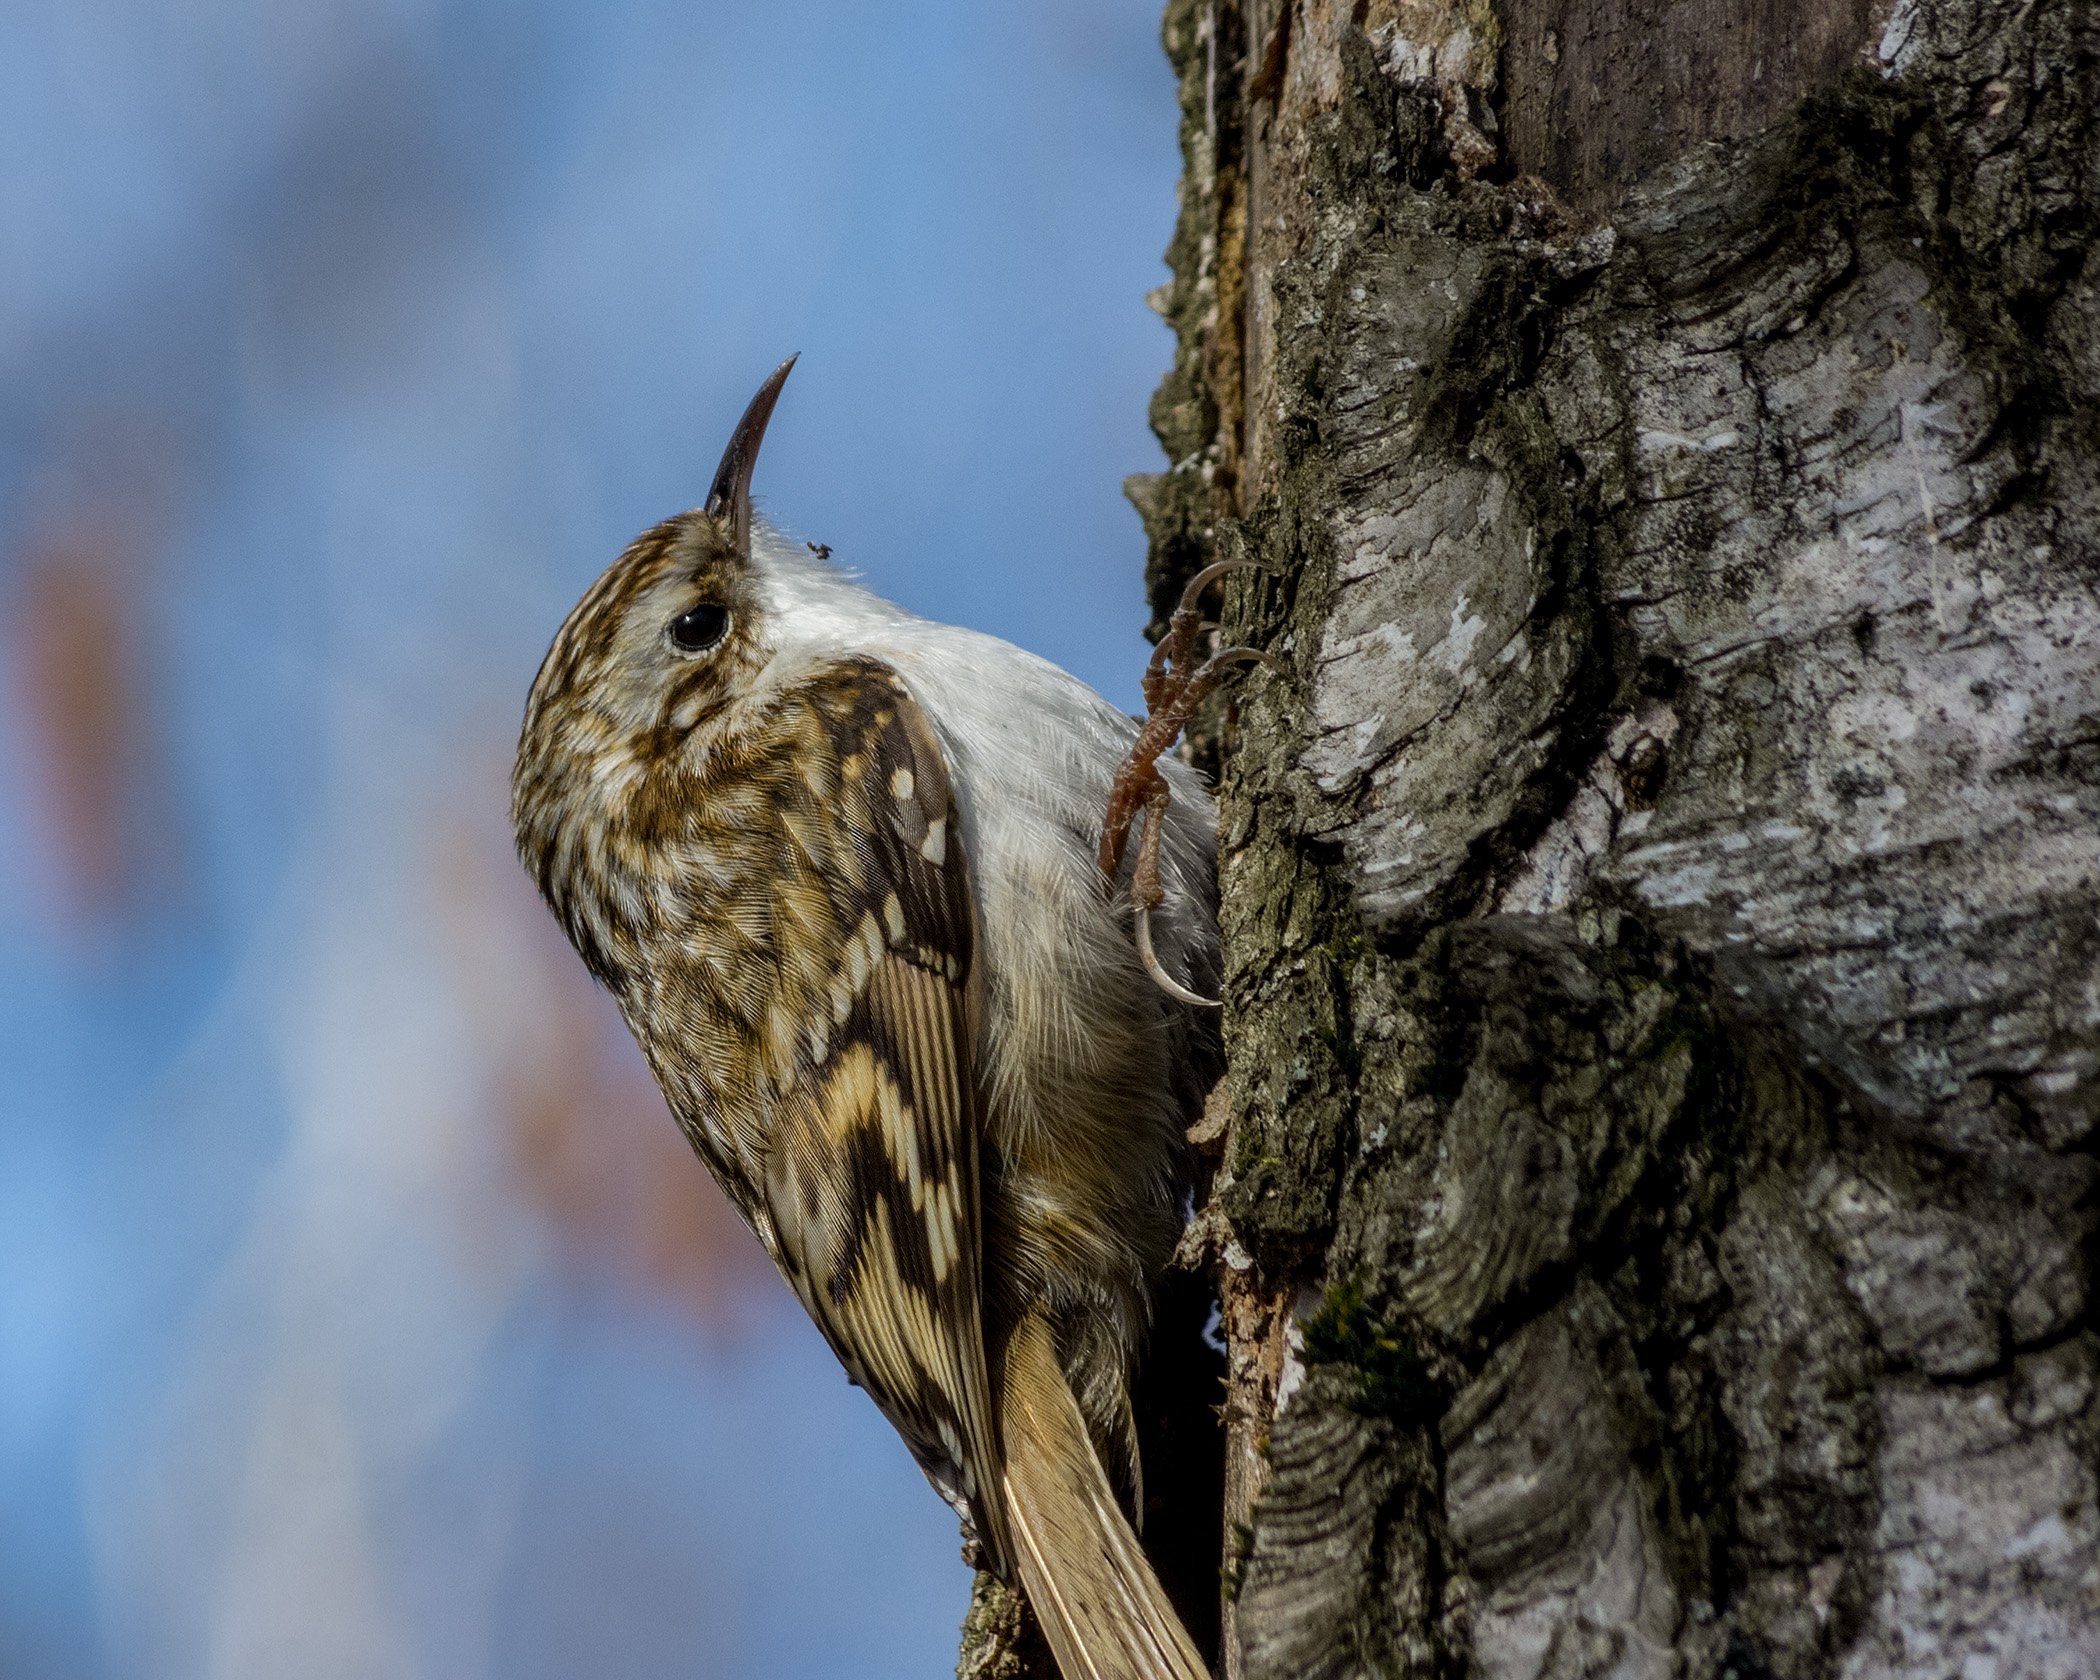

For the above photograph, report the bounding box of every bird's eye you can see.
[667,603,730,653]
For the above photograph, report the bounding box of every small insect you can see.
[512,359,1258,1679]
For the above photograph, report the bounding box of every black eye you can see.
[667,602,729,653]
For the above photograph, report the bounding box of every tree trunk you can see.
[964,2,2100,1676]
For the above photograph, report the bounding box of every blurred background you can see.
[0,3,1178,1675]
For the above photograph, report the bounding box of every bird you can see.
[511,357,1246,1680]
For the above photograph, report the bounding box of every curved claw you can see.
[1136,904,1223,1009]
[1197,645,1286,678]
[1176,556,1267,613]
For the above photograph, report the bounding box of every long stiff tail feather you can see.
[999,1316,1211,1680]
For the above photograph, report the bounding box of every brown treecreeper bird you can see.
[513,359,1255,1679]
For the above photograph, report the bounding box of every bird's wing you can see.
[758,659,1009,1568]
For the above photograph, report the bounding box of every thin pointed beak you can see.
[704,354,799,557]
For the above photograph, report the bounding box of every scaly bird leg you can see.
[1102,560,1266,882]
[1100,645,1279,883]
[1131,792,1219,1009]
[1100,560,1274,1006]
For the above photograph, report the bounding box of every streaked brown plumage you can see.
[512,360,1218,1679]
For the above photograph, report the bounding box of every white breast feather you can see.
[744,529,1218,1063]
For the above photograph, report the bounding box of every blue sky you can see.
[0,4,1181,1674]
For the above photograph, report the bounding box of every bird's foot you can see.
[1099,560,1275,1007]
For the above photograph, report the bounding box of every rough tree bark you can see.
[963,2,2099,1677]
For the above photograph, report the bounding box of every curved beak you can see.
[704,354,799,558]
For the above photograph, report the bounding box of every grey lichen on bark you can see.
[957,1574,1057,1680]
[960,1,2100,1676]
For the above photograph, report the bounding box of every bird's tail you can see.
[999,1314,1211,1680]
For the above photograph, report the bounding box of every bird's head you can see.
[518,355,799,764]
[511,356,829,948]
